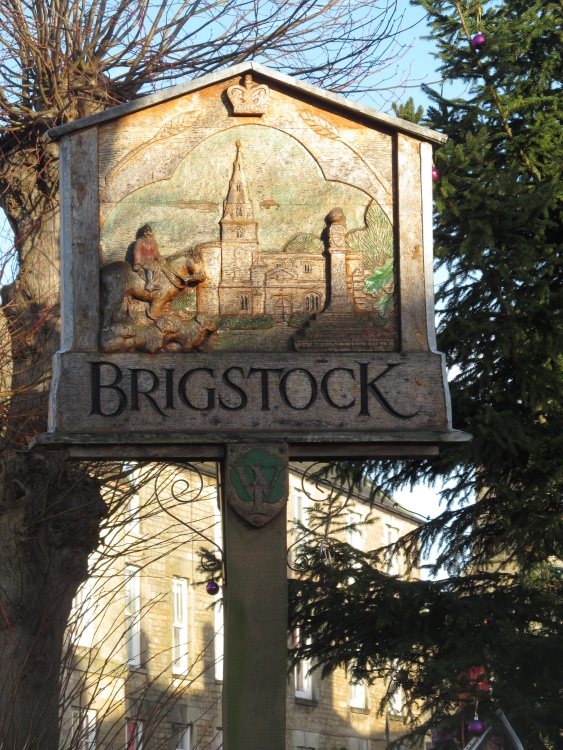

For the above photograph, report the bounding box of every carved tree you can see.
[0,0,408,746]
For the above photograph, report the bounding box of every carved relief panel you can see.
[98,73,397,355]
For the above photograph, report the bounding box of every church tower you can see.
[219,140,260,313]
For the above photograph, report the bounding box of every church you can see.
[196,140,329,321]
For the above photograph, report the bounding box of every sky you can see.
[367,1,441,113]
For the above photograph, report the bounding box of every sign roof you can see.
[44,61,447,146]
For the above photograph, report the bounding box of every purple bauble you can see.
[206,581,220,596]
[322,575,332,587]
[470,33,486,50]
[432,166,440,182]
[468,719,485,735]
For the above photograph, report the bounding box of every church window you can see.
[240,295,249,311]
[304,264,312,273]
[305,293,321,312]
[236,226,243,238]
[235,182,241,192]
[236,206,242,217]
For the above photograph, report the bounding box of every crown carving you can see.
[227,74,270,116]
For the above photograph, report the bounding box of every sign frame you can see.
[36,61,470,460]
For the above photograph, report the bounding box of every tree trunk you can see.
[0,141,106,749]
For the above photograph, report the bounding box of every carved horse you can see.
[101,250,204,329]
[100,250,215,353]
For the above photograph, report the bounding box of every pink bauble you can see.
[432,167,440,182]
[470,33,486,50]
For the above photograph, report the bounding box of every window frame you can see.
[175,724,191,750]
[125,719,143,750]
[385,524,400,576]
[125,565,141,668]
[70,577,95,647]
[293,628,314,701]
[172,576,189,674]
[72,707,97,750]
[349,678,368,710]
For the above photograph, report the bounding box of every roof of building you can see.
[289,462,427,527]
[44,61,447,146]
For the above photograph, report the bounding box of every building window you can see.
[240,295,249,311]
[175,725,191,750]
[293,489,309,531]
[125,566,141,667]
[291,490,310,566]
[214,599,224,682]
[124,463,140,535]
[346,739,368,750]
[70,577,95,647]
[304,263,312,273]
[293,628,313,700]
[126,492,140,536]
[236,206,242,216]
[211,728,223,750]
[388,684,404,715]
[349,679,367,710]
[388,660,405,715]
[347,510,363,550]
[347,510,364,583]
[125,720,142,750]
[72,708,96,750]
[236,226,243,238]
[385,524,400,576]
[172,577,189,674]
[305,293,321,311]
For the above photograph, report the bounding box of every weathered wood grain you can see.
[45,62,447,147]
[60,128,100,351]
[222,443,288,750]
[397,134,428,352]
[420,141,438,352]
[48,351,451,436]
[55,443,442,460]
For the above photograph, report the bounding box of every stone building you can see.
[196,140,378,323]
[61,464,423,750]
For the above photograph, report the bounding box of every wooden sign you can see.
[38,62,470,459]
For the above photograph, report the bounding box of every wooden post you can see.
[221,443,289,750]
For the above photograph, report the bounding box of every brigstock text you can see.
[90,361,419,419]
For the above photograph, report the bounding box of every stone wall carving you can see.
[227,74,270,115]
[100,128,397,353]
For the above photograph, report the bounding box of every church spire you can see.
[223,140,255,222]
[221,140,258,243]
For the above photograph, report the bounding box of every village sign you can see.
[35,63,471,750]
[37,62,469,475]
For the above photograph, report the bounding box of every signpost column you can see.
[221,443,289,750]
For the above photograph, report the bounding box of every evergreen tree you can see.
[290,2,563,747]
[392,96,424,123]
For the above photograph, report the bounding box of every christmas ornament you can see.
[419,604,431,615]
[432,167,440,182]
[470,33,486,50]
[206,580,220,595]
[468,719,485,735]
[322,575,333,587]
